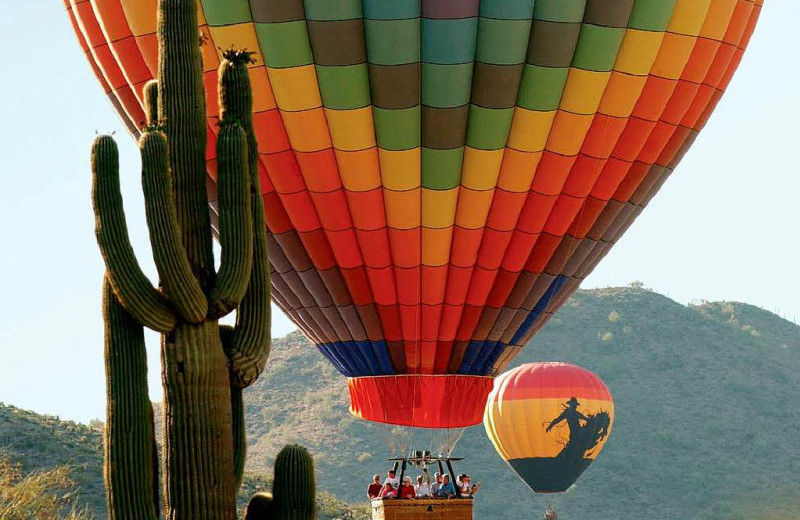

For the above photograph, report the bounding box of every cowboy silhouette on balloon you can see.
[546,397,610,460]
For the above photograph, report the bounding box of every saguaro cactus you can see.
[91,0,270,518]
[244,445,316,520]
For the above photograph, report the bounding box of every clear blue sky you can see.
[0,2,796,424]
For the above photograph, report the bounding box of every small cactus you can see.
[244,492,274,520]
[245,445,316,520]
[272,445,316,520]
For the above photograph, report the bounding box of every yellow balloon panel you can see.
[485,397,614,460]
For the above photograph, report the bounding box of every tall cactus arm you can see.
[140,131,208,323]
[218,51,272,388]
[143,79,159,127]
[218,51,255,126]
[102,275,160,520]
[158,0,216,292]
[220,325,247,490]
[229,195,271,389]
[208,121,253,318]
[92,135,176,332]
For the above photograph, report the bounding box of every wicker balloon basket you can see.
[371,498,473,520]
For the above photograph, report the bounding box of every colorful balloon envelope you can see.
[484,363,614,492]
[66,0,760,428]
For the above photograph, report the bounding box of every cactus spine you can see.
[245,445,317,520]
[91,0,271,518]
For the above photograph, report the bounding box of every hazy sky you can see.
[0,2,796,424]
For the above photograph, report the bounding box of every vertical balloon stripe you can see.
[303,0,399,374]
[90,0,151,104]
[419,2,477,373]
[256,2,376,375]
[363,2,422,373]
[65,0,114,95]
[254,2,380,373]
[439,1,542,372]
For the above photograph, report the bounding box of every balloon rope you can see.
[437,429,449,458]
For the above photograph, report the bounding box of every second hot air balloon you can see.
[484,362,614,493]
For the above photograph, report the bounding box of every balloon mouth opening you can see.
[347,375,494,429]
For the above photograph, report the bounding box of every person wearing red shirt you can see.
[381,482,397,499]
[399,476,416,499]
[367,474,382,499]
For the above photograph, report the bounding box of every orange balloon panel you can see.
[66,0,761,426]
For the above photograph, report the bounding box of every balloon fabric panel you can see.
[66,0,762,426]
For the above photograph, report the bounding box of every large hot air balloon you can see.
[65,0,761,428]
[484,362,614,493]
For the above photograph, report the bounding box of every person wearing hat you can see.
[399,476,416,499]
[457,474,481,497]
[367,474,382,499]
[546,397,588,438]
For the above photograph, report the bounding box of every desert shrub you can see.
[0,457,92,519]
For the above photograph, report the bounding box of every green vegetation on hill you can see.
[2,287,798,519]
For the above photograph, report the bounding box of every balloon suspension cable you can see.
[438,427,466,456]
[542,494,563,520]
[379,425,412,458]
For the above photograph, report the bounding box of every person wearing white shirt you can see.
[415,474,431,497]
[381,469,399,495]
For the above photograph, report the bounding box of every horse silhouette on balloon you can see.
[546,397,611,461]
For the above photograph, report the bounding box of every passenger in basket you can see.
[436,474,457,498]
[367,474,382,499]
[381,482,397,499]
[381,469,400,495]
[415,474,431,497]
[430,472,443,496]
[457,474,481,497]
[400,476,416,499]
